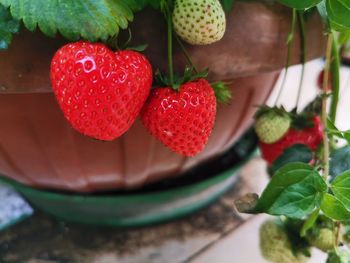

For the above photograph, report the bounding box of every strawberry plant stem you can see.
[167,5,174,87]
[322,33,333,180]
[334,221,341,249]
[296,11,306,111]
[174,33,198,73]
[275,9,297,106]
[330,35,340,123]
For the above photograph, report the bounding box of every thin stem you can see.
[275,9,297,106]
[334,221,341,249]
[330,34,340,123]
[167,3,174,87]
[174,33,198,73]
[296,11,306,111]
[322,33,333,180]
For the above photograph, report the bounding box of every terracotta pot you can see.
[0,2,325,192]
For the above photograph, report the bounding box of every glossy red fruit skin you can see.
[317,70,332,91]
[50,42,152,141]
[259,116,323,165]
[140,79,217,157]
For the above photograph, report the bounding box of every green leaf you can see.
[327,118,343,138]
[269,144,313,175]
[220,0,235,12]
[277,0,322,9]
[327,118,350,145]
[338,30,350,45]
[326,0,350,31]
[300,208,320,237]
[331,170,350,210]
[327,250,350,263]
[0,4,19,49]
[317,1,330,31]
[0,0,145,42]
[321,193,350,221]
[330,147,350,178]
[255,163,327,219]
[343,131,350,145]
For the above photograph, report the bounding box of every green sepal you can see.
[211,81,232,104]
[154,66,208,90]
[254,106,290,120]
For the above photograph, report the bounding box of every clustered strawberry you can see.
[259,115,323,165]
[51,47,220,156]
[48,0,228,157]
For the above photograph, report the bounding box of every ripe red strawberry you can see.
[50,41,152,141]
[317,70,332,91]
[259,116,323,165]
[140,79,216,157]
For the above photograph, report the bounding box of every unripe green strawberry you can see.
[172,0,226,45]
[260,220,307,263]
[255,110,291,144]
[308,228,336,252]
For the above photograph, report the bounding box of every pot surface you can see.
[0,1,325,192]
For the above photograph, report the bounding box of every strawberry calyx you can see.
[211,81,232,104]
[155,66,232,104]
[255,106,291,120]
[290,112,317,130]
[155,66,208,91]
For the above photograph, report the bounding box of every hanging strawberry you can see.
[254,107,292,144]
[141,78,216,157]
[259,116,323,165]
[141,0,231,157]
[172,0,226,45]
[50,41,153,141]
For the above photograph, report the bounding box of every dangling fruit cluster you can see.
[49,0,230,157]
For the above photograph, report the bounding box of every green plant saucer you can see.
[0,130,258,227]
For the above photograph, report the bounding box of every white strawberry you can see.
[172,0,226,45]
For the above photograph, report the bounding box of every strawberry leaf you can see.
[0,0,147,42]
[236,163,328,219]
[327,250,350,263]
[330,147,350,178]
[256,163,327,219]
[331,170,350,210]
[321,193,350,221]
[326,0,350,31]
[269,144,313,175]
[327,119,350,146]
[0,4,19,49]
